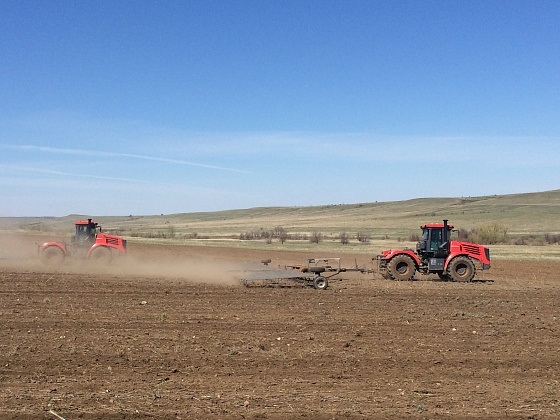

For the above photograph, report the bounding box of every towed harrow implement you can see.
[239,257,369,290]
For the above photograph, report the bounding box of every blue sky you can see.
[1,0,559,216]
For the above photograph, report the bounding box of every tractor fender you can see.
[383,249,421,267]
[40,241,67,255]
[94,234,127,254]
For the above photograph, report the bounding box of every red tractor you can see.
[376,220,490,282]
[40,219,127,265]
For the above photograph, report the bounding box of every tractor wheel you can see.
[313,276,328,290]
[89,246,112,264]
[387,254,416,281]
[42,246,65,266]
[448,256,475,282]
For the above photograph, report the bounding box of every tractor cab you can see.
[73,219,99,247]
[416,220,453,259]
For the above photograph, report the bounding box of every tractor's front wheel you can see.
[41,246,65,266]
[89,246,113,264]
[387,254,416,281]
[448,256,475,282]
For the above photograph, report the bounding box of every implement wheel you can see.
[313,276,328,290]
[448,256,475,282]
[387,254,416,281]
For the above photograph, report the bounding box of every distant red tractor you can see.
[377,220,490,282]
[40,219,127,265]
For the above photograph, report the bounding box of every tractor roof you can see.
[74,220,98,226]
[421,223,454,229]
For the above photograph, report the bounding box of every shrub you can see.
[409,233,420,242]
[512,235,545,246]
[457,228,471,241]
[544,233,560,244]
[240,227,290,243]
[471,222,508,245]
[309,231,323,244]
[356,232,370,243]
[339,232,350,245]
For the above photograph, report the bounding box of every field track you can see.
[1,238,560,419]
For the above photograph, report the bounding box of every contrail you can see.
[0,164,160,184]
[2,144,252,174]
[0,164,244,195]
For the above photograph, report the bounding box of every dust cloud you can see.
[0,233,46,260]
[108,254,241,286]
[0,233,242,286]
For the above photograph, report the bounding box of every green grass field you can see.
[2,189,560,261]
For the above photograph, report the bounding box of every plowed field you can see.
[1,237,559,419]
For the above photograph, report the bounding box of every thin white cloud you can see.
[1,144,252,174]
[0,164,158,184]
[151,132,560,166]
[0,164,249,197]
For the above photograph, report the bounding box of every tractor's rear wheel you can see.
[387,254,416,281]
[448,256,475,282]
[313,276,328,290]
[89,246,112,264]
[41,246,65,266]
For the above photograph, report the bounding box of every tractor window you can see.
[76,224,95,240]
[429,229,443,251]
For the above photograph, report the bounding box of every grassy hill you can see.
[3,190,560,239]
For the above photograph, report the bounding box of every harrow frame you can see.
[240,257,368,290]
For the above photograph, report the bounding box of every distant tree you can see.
[278,230,288,244]
[274,226,288,244]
